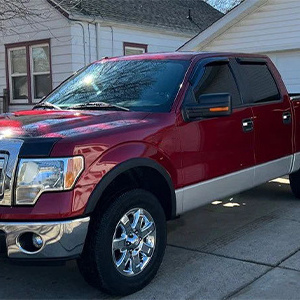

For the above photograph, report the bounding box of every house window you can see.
[123,42,148,56]
[6,40,52,104]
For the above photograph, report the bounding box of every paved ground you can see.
[1,178,300,299]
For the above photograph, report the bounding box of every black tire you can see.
[77,189,167,296]
[290,170,300,198]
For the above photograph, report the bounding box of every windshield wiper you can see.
[33,102,62,110]
[67,102,129,111]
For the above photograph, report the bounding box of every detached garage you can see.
[179,0,300,93]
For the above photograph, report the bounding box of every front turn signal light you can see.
[64,156,84,189]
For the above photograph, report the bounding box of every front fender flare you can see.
[84,157,176,218]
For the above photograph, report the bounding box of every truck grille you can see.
[0,231,6,255]
[0,156,7,197]
[0,139,24,206]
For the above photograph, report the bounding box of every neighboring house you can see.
[179,0,300,94]
[0,0,222,112]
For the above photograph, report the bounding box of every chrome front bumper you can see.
[0,217,90,259]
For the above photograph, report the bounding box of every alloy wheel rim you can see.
[112,208,156,277]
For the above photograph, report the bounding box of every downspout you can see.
[74,22,87,66]
[87,23,92,63]
[109,26,114,56]
[95,23,101,60]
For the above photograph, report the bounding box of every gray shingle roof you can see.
[52,0,223,34]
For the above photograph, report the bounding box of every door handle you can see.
[283,112,292,124]
[242,118,254,132]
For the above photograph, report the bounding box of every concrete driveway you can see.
[1,178,300,299]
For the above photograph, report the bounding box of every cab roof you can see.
[98,51,269,62]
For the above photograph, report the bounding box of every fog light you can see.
[32,234,43,249]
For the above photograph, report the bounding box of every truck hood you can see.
[0,110,150,139]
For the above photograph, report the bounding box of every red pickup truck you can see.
[0,52,299,295]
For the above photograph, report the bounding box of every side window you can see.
[194,63,242,107]
[238,63,280,103]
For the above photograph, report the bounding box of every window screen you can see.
[194,63,241,107]
[238,64,280,103]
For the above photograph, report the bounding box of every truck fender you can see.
[84,157,177,219]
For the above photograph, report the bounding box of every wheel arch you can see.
[84,158,177,220]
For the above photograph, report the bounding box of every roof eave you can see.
[67,13,197,37]
[46,0,71,18]
[47,0,212,38]
[178,0,269,51]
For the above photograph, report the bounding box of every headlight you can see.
[16,156,84,205]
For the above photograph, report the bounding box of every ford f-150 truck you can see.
[0,52,300,295]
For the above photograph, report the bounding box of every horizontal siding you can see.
[203,0,300,53]
[0,0,73,112]
[265,50,300,93]
[196,0,300,94]
[70,23,191,72]
[0,0,192,112]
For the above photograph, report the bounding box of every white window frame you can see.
[123,42,148,56]
[30,43,51,103]
[124,46,146,56]
[8,46,28,104]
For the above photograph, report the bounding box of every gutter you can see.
[74,22,87,66]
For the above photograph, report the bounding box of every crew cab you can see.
[0,52,300,295]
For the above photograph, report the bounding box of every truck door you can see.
[235,58,293,185]
[178,58,255,213]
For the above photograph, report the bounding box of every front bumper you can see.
[0,217,90,259]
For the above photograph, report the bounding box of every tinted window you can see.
[238,64,280,103]
[194,63,241,107]
[44,60,189,112]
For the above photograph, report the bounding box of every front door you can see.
[178,58,255,213]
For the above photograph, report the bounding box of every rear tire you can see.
[77,189,167,296]
[289,170,300,198]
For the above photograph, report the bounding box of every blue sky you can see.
[205,0,242,13]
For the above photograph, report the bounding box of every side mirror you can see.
[182,93,232,121]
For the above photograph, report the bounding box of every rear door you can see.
[235,58,293,184]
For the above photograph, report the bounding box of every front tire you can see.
[290,170,300,198]
[77,189,167,295]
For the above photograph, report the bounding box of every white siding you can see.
[265,50,300,93]
[0,0,72,112]
[0,0,192,113]
[70,23,98,72]
[202,0,300,53]
[192,0,300,93]
[70,23,191,69]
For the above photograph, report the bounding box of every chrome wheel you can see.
[112,208,156,277]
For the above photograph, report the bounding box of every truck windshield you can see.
[43,59,189,112]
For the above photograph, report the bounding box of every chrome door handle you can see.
[283,112,292,124]
[242,118,254,132]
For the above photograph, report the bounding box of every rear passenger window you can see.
[238,63,280,103]
[194,63,242,107]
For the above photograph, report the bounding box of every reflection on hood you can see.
[0,110,149,139]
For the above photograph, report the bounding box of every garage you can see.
[179,0,300,95]
[266,51,300,94]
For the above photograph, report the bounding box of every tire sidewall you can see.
[93,189,166,295]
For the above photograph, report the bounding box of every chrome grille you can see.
[0,139,24,206]
[0,154,8,197]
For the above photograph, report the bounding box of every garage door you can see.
[264,50,300,94]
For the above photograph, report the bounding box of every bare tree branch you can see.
[0,0,82,35]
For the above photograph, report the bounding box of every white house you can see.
[0,0,222,112]
[179,0,300,95]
